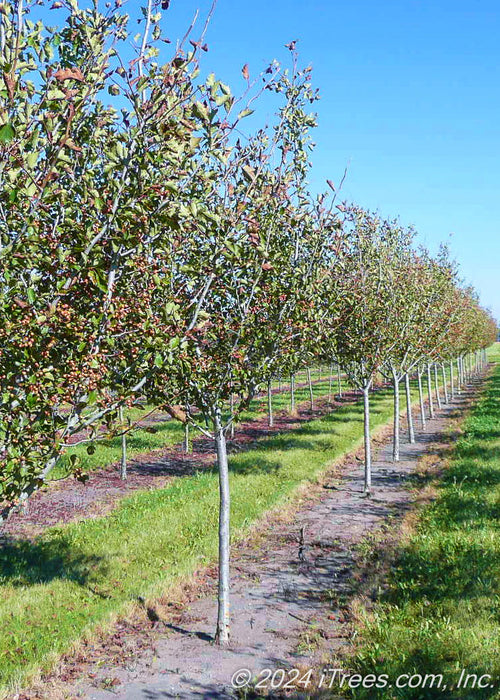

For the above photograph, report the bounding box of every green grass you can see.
[0,380,393,694]
[53,371,347,479]
[341,344,500,699]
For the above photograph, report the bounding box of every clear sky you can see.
[38,0,500,320]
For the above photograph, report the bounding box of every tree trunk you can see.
[229,389,234,440]
[434,364,442,409]
[441,364,448,403]
[328,363,333,404]
[213,409,230,646]
[119,405,127,480]
[392,370,400,462]
[417,370,426,430]
[290,373,295,413]
[405,373,415,443]
[337,366,342,398]
[307,367,314,410]
[363,384,371,495]
[450,359,454,399]
[427,363,435,418]
[267,379,274,427]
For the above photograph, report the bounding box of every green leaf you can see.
[0,123,15,143]
[154,353,163,368]
[237,108,254,120]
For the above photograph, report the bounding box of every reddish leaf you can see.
[242,64,249,81]
[54,67,85,82]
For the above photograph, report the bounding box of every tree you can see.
[133,55,328,644]
[326,206,404,494]
[0,0,247,518]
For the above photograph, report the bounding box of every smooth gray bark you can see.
[405,373,415,443]
[267,379,274,427]
[214,409,230,646]
[229,391,235,439]
[307,367,314,410]
[328,363,333,404]
[363,384,372,494]
[427,363,435,418]
[441,363,449,404]
[450,359,455,398]
[290,373,295,413]
[434,364,442,409]
[119,405,127,480]
[417,370,426,430]
[337,366,342,397]
[392,370,400,462]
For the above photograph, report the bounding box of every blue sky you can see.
[38,0,500,319]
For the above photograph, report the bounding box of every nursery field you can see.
[1,2,497,698]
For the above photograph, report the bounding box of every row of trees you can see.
[1,0,496,644]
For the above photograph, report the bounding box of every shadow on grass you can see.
[0,535,104,588]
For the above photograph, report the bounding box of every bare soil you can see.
[12,376,485,700]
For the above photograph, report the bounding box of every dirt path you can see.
[1,385,362,540]
[23,377,484,700]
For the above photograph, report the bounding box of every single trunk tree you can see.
[427,363,435,418]
[307,367,314,410]
[392,369,400,461]
[119,406,127,481]
[267,379,274,427]
[405,373,415,443]
[363,383,372,494]
[434,363,442,409]
[417,369,426,430]
[213,408,230,645]
[441,363,449,404]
